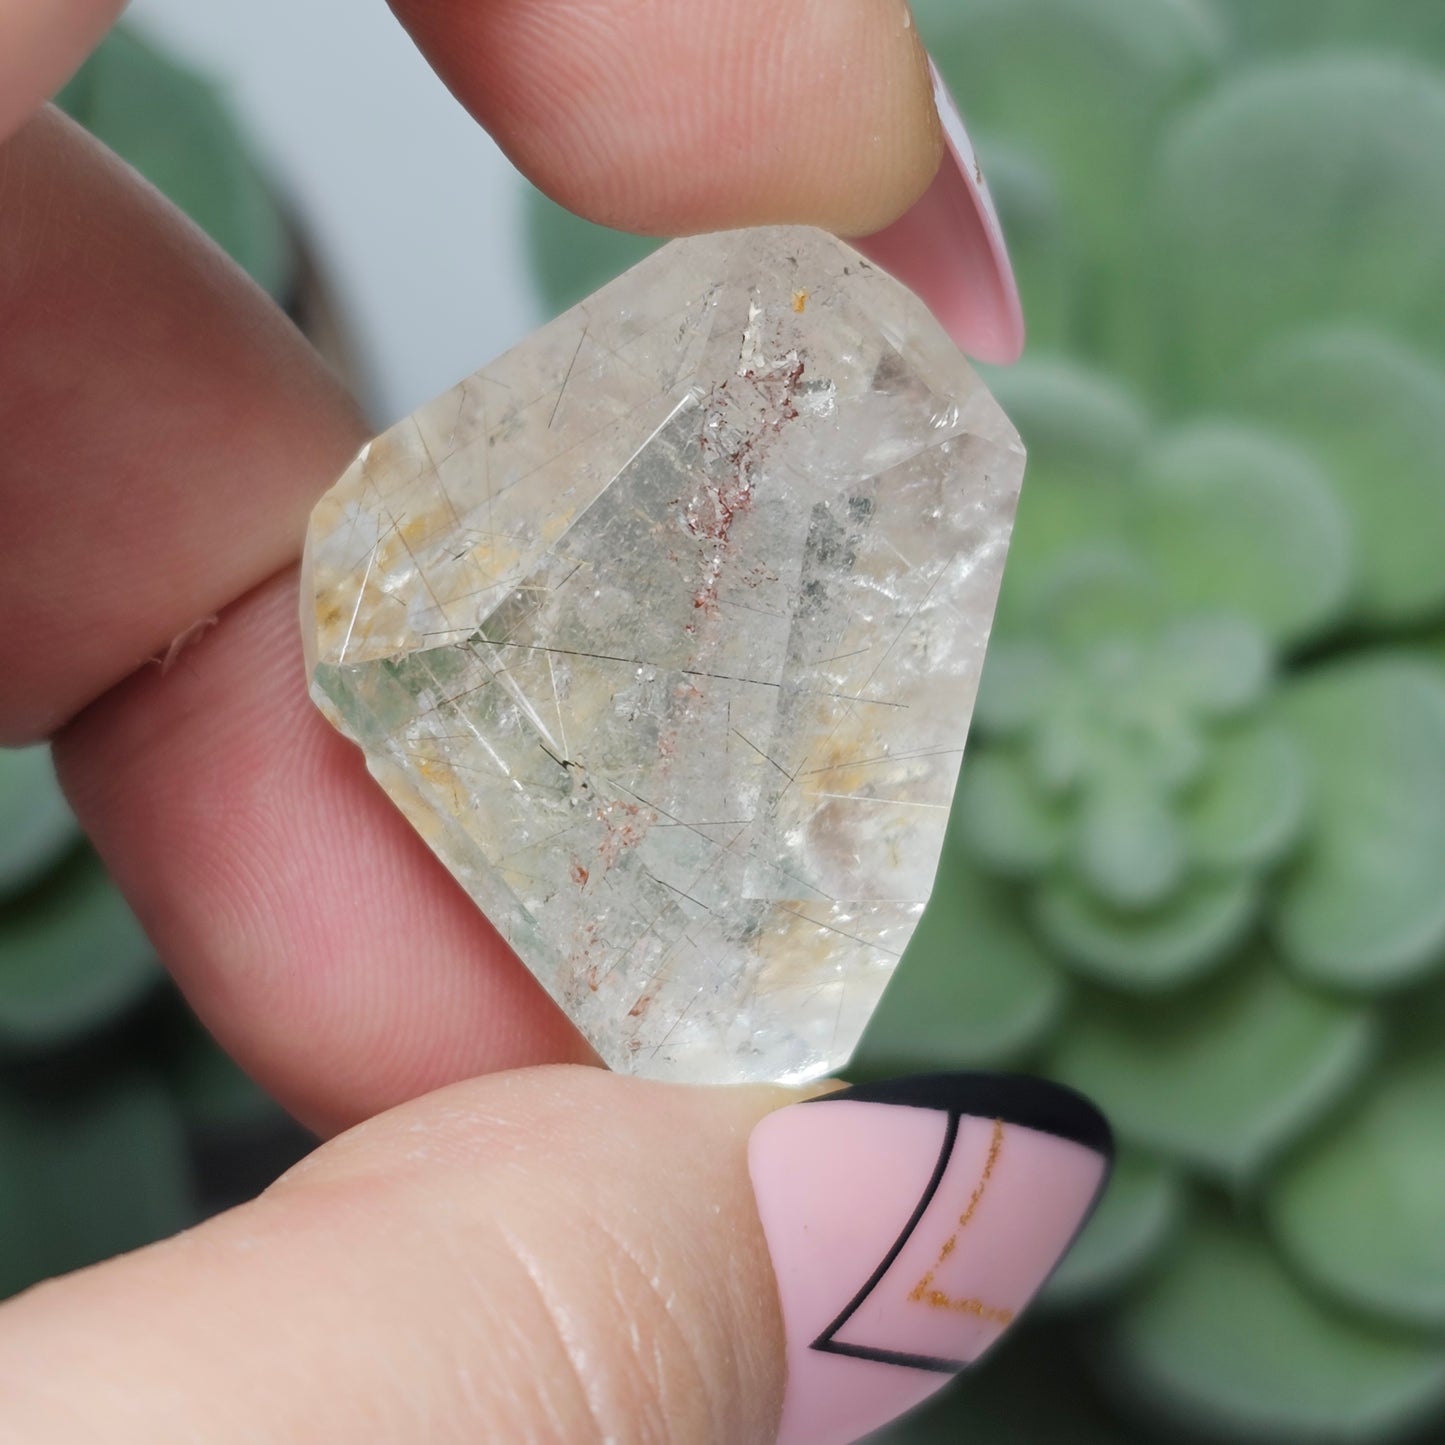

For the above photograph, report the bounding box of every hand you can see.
[0,5,1090,1442]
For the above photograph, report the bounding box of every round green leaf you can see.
[163,1010,279,1131]
[1136,424,1353,646]
[991,361,1152,485]
[0,1089,44,1298]
[1275,657,1445,991]
[1034,548,1164,652]
[1105,1207,1445,1444]
[0,1069,193,1298]
[1049,958,1376,1182]
[973,641,1066,736]
[1073,781,1186,911]
[956,746,1065,876]
[1043,1150,1186,1309]
[56,28,292,297]
[973,141,1081,354]
[1268,1048,1445,1329]
[526,188,659,318]
[1239,330,1445,626]
[0,849,159,1051]
[0,746,77,900]
[1027,707,1093,798]
[1035,873,1259,991]
[1155,58,1445,396]
[1152,615,1272,718]
[987,364,1149,629]
[853,847,1067,1075]
[915,0,1221,318]
[1218,0,1445,64]
[1183,719,1309,871]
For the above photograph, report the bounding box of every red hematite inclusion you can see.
[686,354,806,618]
[303,226,1023,1085]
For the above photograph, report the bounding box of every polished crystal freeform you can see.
[303,226,1023,1084]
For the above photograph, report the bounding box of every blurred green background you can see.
[7,2,1445,1441]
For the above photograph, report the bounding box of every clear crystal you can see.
[302,226,1023,1084]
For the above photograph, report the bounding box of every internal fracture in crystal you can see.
[302,226,1023,1085]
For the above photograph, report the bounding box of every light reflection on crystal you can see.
[303,226,1023,1084]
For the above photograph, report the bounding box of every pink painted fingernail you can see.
[856,58,1026,365]
[749,1074,1111,1445]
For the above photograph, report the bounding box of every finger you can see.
[0,0,124,142]
[0,108,365,744]
[8,20,1013,1135]
[389,0,943,239]
[855,61,1025,365]
[55,568,595,1136]
[11,111,588,1131]
[391,0,1022,361]
[0,1069,1112,1445]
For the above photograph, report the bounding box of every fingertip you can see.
[749,1073,1110,1444]
[0,0,126,143]
[856,58,1026,364]
[389,0,946,238]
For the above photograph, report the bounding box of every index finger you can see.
[390,0,942,238]
[0,0,124,142]
[389,0,1023,359]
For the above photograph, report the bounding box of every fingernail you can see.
[856,58,1025,365]
[748,1073,1111,1445]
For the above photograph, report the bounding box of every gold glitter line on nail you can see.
[909,1117,1005,1306]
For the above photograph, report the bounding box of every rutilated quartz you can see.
[303,226,1023,1084]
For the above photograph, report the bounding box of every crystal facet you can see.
[302,226,1023,1084]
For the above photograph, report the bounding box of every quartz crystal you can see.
[303,226,1023,1085]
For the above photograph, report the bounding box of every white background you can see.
[129,0,545,421]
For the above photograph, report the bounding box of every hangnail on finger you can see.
[749,1073,1112,1445]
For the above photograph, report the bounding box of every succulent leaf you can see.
[1043,1149,1187,1309]
[1035,874,1259,990]
[1182,719,1309,872]
[1217,0,1445,62]
[985,362,1149,630]
[913,0,1222,365]
[1072,779,1187,911]
[0,1091,42,1299]
[956,747,1066,876]
[0,849,158,1054]
[1049,960,1376,1182]
[1152,615,1272,718]
[0,1070,192,1299]
[1267,1040,1445,1330]
[1104,1205,1445,1443]
[1032,547,1164,651]
[0,746,77,902]
[853,846,1067,1074]
[1274,657,1445,991]
[161,1007,281,1132]
[1237,329,1445,626]
[969,142,1080,353]
[1135,424,1354,647]
[1153,58,1445,399]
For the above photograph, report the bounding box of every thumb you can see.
[0,1066,1110,1444]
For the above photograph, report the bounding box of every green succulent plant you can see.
[1,28,301,1303]
[528,0,1445,1439]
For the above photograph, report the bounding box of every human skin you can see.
[0,6,1083,1443]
